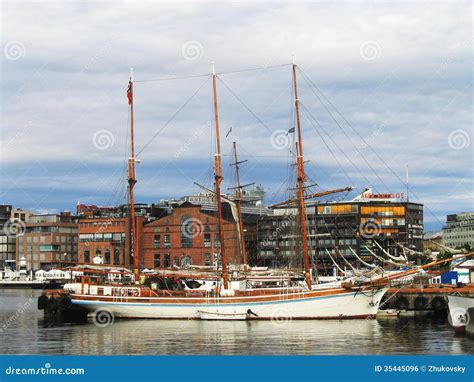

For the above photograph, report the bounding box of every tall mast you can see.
[292,61,312,290]
[212,63,229,289]
[231,141,248,271]
[127,68,139,278]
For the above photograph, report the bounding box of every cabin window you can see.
[84,250,90,263]
[154,234,160,248]
[154,254,161,268]
[164,254,170,268]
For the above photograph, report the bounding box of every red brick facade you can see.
[78,216,144,267]
[140,204,240,269]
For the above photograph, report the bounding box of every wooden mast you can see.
[212,63,229,289]
[292,61,312,290]
[231,141,249,271]
[127,68,139,279]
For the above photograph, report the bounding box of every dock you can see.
[382,284,474,313]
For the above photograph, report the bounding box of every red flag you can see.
[127,80,133,105]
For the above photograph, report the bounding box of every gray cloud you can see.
[1,1,472,230]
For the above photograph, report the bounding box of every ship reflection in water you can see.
[1,290,473,355]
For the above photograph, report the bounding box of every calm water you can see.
[0,289,473,355]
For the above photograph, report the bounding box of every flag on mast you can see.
[127,80,133,105]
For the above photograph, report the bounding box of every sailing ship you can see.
[65,62,402,320]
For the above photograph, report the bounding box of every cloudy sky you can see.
[1,1,472,230]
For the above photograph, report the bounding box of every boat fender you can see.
[395,296,409,310]
[431,296,446,311]
[414,296,428,310]
[37,295,48,310]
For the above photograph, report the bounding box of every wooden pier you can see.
[382,284,474,312]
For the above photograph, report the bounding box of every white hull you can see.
[447,294,474,332]
[71,287,388,320]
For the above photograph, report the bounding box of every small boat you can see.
[447,294,474,333]
[197,309,257,321]
[376,309,401,319]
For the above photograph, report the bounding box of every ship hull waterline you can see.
[70,287,389,320]
[447,294,474,333]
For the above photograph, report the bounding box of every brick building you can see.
[78,216,145,267]
[141,202,241,269]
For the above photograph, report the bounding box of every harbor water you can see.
[1,289,473,355]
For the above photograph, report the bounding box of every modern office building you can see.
[16,212,78,270]
[442,212,474,250]
[253,193,424,272]
[0,205,31,270]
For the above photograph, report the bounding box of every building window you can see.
[204,226,211,248]
[105,248,111,264]
[164,254,170,268]
[181,255,191,267]
[180,216,193,248]
[164,234,171,248]
[114,248,120,264]
[204,253,212,266]
[214,233,221,247]
[154,254,161,268]
[153,234,160,248]
[84,250,90,263]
